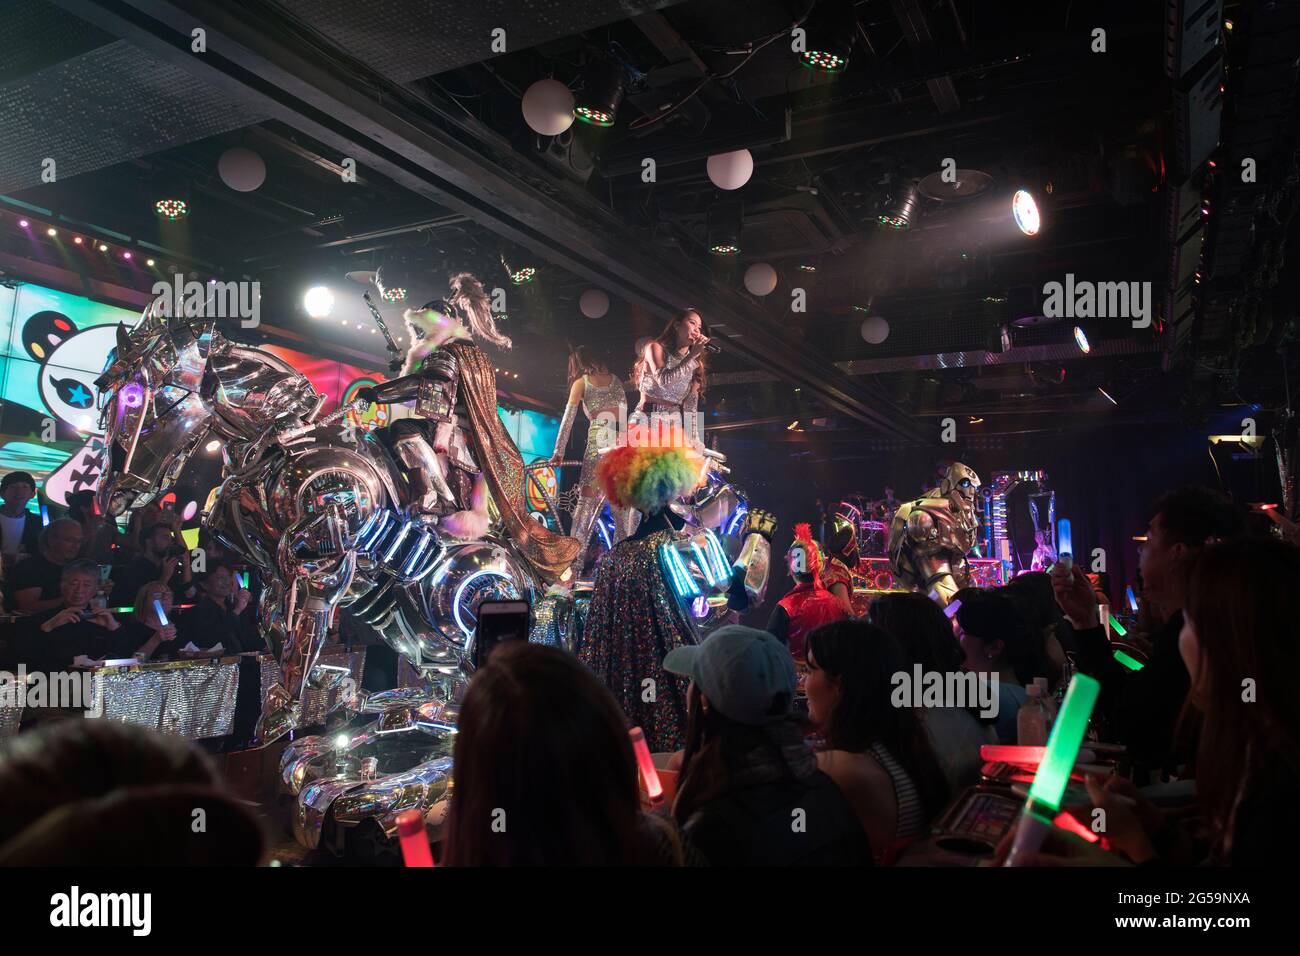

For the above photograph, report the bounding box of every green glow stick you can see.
[1113,649,1144,671]
[1005,672,1101,865]
[1108,614,1127,637]
[1025,672,1100,813]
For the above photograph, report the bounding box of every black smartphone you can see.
[470,599,530,669]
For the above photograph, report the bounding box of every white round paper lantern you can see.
[521,78,575,136]
[579,288,610,319]
[706,149,754,190]
[860,316,890,344]
[743,262,778,296]
[218,147,267,192]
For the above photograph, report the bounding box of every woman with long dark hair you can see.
[548,346,636,579]
[868,592,996,793]
[633,308,710,449]
[441,642,696,866]
[804,619,950,863]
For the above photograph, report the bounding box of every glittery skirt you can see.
[578,416,618,494]
[576,530,694,752]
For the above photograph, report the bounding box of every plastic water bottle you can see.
[1034,677,1056,725]
[1017,684,1049,746]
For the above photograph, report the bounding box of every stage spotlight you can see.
[98,243,108,252]
[46,227,57,237]
[798,0,855,72]
[146,258,155,267]
[122,251,132,260]
[155,198,188,220]
[1073,325,1091,353]
[574,57,624,127]
[380,285,407,303]
[1012,189,1041,236]
[73,236,83,245]
[18,219,29,228]
[877,181,919,230]
[707,201,743,255]
[509,266,535,285]
[303,286,335,318]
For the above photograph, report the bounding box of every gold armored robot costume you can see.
[886,462,982,606]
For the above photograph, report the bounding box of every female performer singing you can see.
[633,309,711,450]
[549,347,636,579]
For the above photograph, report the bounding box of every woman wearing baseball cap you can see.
[664,625,873,866]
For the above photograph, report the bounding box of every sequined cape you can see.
[576,528,694,752]
[448,341,580,581]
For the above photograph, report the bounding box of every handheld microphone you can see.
[703,342,722,354]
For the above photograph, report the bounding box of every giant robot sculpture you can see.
[92,294,771,854]
[887,463,982,606]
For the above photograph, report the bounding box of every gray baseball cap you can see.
[663,625,797,726]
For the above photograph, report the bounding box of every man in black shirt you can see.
[181,562,262,654]
[1052,486,1244,779]
[0,471,42,567]
[13,560,137,671]
[7,518,84,613]
[108,521,193,608]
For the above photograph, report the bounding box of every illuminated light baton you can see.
[40,504,49,527]
[1004,672,1100,865]
[1113,649,1144,671]
[152,599,169,628]
[1056,518,1072,570]
[1126,585,1139,613]
[1108,614,1127,637]
[943,597,963,619]
[395,809,435,867]
[237,571,250,590]
[629,727,663,804]
[980,744,1098,766]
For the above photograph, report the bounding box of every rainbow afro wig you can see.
[597,423,706,515]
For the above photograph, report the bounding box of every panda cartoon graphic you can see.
[12,310,118,506]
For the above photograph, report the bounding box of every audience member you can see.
[868,592,996,792]
[1002,571,1067,684]
[666,625,873,866]
[117,581,182,661]
[955,589,1044,743]
[1052,485,1245,778]
[66,489,120,564]
[182,562,261,654]
[804,620,950,862]
[0,720,265,865]
[12,560,136,670]
[109,519,193,608]
[442,642,700,865]
[0,471,41,566]
[6,518,84,613]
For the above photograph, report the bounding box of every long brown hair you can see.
[448,272,511,350]
[442,643,672,865]
[632,308,709,398]
[1183,536,1300,858]
[805,620,950,820]
[567,345,609,385]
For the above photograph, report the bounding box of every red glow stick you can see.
[629,727,663,803]
[396,809,435,867]
[981,744,1098,766]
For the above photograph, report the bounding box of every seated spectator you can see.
[7,518,84,613]
[66,489,121,565]
[1052,486,1245,779]
[868,592,997,793]
[665,625,873,866]
[12,560,137,670]
[766,523,847,660]
[1022,536,1300,867]
[804,620,950,863]
[180,561,262,654]
[955,589,1043,743]
[1001,571,1067,685]
[0,471,41,567]
[108,520,193,608]
[442,642,700,865]
[116,581,183,662]
[0,719,265,865]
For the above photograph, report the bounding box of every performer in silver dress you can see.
[633,309,711,450]
[549,347,636,578]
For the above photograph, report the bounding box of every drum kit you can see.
[832,493,894,557]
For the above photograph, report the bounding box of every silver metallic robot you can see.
[887,462,982,605]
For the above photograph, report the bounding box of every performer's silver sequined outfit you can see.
[553,374,637,577]
[635,348,703,448]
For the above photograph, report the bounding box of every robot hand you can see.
[740,508,777,542]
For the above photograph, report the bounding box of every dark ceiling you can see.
[1,0,1297,459]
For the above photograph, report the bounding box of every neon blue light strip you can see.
[660,543,701,598]
[690,542,720,587]
[382,521,411,563]
[703,530,731,581]
[402,532,431,575]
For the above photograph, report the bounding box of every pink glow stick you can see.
[629,727,663,803]
[396,809,435,867]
